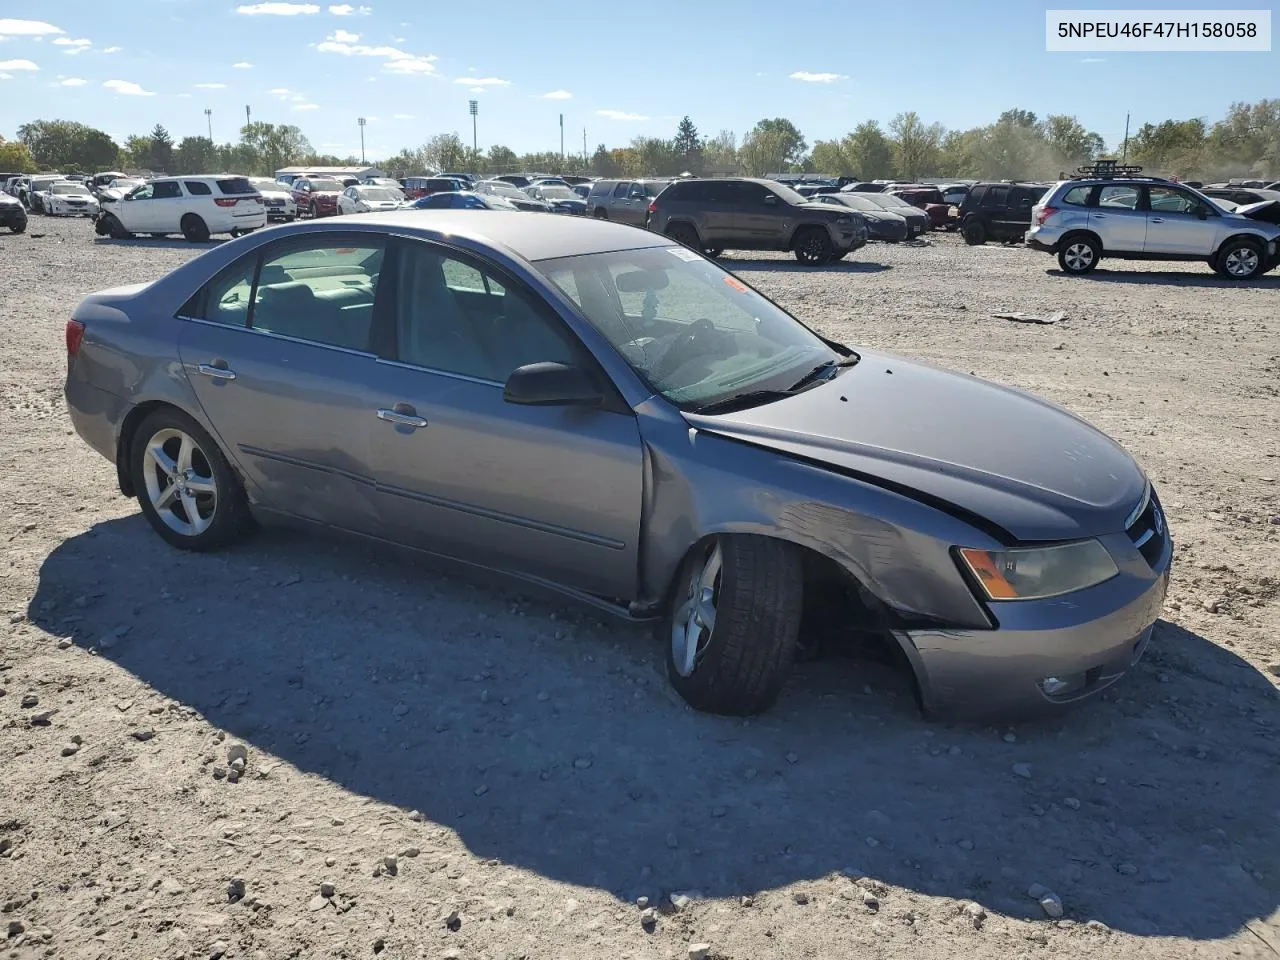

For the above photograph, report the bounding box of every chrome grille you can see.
[1125,485,1166,568]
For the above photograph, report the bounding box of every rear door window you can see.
[981,185,1009,208]
[1098,185,1140,209]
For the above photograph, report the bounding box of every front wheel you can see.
[310,202,319,219]
[962,219,987,245]
[105,214,132,240]
[10,220,25,234]
[130,409,253,552]
[793,226,833,265]
[703,246,724,258]
[665,535,803,716]
[1214,239,1264,280]
[1058,235,1101,274]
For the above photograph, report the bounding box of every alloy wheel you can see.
[141,428,218,537]
[798,234,826,263]
[670,543,722,677]
[1223,247,1259,277]
[1063,242,1095,271]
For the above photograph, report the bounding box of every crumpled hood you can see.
[685,349,1147,542]
[1230,200,1280,226]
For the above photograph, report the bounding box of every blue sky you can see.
[1,0,1275,160]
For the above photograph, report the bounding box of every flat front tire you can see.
[665,535,803,716]
[130,409,252,552]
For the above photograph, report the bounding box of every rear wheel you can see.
[1057,234,1101,274]
[665,221,701,250]
[180,214,210,243]
[793,226,833,265]
[129,409,253,552]
[1214,238,1264,280]
[962,218,987,245]
[665,535,804,716]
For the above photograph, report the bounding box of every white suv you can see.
[96,175,267,242]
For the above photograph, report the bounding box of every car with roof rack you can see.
[1026,162,1280,280]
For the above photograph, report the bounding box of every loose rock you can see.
[227,878,246,902]
[688,942,711,960]
[132,728,156,742]
[320,881,336,899]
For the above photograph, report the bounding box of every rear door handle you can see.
[1093,213,1108,218]
[377,408,428,429]
[1149,217,1165,223]
[197,363,236,381]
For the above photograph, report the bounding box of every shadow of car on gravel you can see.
[28,516,1280,941]
[92,236,227,250]
[1045,268,1280,288]
[719,258,892,275]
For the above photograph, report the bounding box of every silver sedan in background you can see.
[64,213,1169,718]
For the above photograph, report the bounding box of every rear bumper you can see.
[899,532,1172,720]
[0,208,26,229]
[65,375,127,466]
[1026,237,1057,253]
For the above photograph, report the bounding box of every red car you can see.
[887,185,953,229]
[290,176,345,218]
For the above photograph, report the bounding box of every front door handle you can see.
[377,407,428,429]
[1093,213,1108,218]
[1148,217,1165,223]
[197,363,236,380]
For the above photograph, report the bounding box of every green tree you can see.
[998,108,1038,129]
[1040,114,1106,171]
[590,143,620,176]
[422,133,467,172]
[486,144,518,173]
[673,115,702,173]
[16,119,120,171]
[702,129,738,174]
[1128,118,1207,176]
[239,122,313,175]
[840,121,895,179]
[809,139,851,175]
[0,137,38,173]
[173,136,218,174]
[148,124,174,172]
[739,117,807,175]
[889,111,944,180]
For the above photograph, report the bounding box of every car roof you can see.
[284,210,673,261]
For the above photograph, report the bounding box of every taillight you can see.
[214,197,240,207]
[66,319,85,356]
[648,200,657,214]
[1035,206,1057,225]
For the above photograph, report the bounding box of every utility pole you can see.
[559,113,564,160]
[1121,111,1130,164]
[469,100,478,158]
[245,104,251,131]
[357,116,366,164]
[583,127,587,168]
[204,108,212,141]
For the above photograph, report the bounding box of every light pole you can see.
[469,99,478,158]
[357,116,366,164]
[559,113,564,160]
[204,108,212,142]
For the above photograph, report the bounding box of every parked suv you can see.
[587,179,672,226]
[401,176,466,201]
[959,182,1050,245]
[96,175,266,242]
[1027,166,1280,280]
[648,177,869,264]
[291,176,345,218]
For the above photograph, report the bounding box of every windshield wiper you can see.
[691,390,796,415]
[786,354,860,392]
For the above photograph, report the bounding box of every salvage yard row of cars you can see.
[5,163,1279,277]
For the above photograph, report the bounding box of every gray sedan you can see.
[846,191,931,237]
[65,213,1170,718]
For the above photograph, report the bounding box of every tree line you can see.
[6,100,1278,182]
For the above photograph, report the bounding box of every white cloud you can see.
[269,86,292,94]
[789,70,845,83]
[177,92,192,98]
[103,46,122,53]
[469,86,483,93]
[103,78,154,96]
[236,2,320,14]
[54,37,91,51]
[331,28,359,42]
[0,59,38,71]
[541,89,571,99]
[454,76,508,87]
[1080,57,1106,63]
[393,35,405,42]
[392,113,413,119]
[0,19,64,37]
[383,57,435,74]
[0,73,10,80]
[293,102,319,110]
[596,109,648,121]
[329,3,372,12]
[290,94,307,101]
[232,60,252,68]
[59,77,86,86]
[195,82,227,89]
[317,35,438,74]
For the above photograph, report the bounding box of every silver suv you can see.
[1027,169,1280,280]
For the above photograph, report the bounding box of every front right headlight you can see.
[957,540,1118,601]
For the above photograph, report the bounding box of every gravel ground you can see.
[1,217,1278,960]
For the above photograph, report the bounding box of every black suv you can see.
[959,182,1050,245]
[647,177,869,264]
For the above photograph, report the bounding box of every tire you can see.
[592,208,609,219]
[665,221,701,250]
[703,247,724,258]
[105,214,132,240]
[1057,234,1101,274]
[129,408,253,552]
[664,535,803,716]
[10,220,25,235]
[793,226,833,265]
[310,202,319,219]
[962,218,987,245]
[150,233,168,239]
[1213,238,1264,280]
[181,214,210,243]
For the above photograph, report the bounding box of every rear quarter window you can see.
[185,180,213,196]
[217,177,255,195]
[1061,185,1092,206]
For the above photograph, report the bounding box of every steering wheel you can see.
[652,318,722,381]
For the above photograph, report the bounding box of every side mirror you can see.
[503,362,602,407]
[763,195,778,206]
